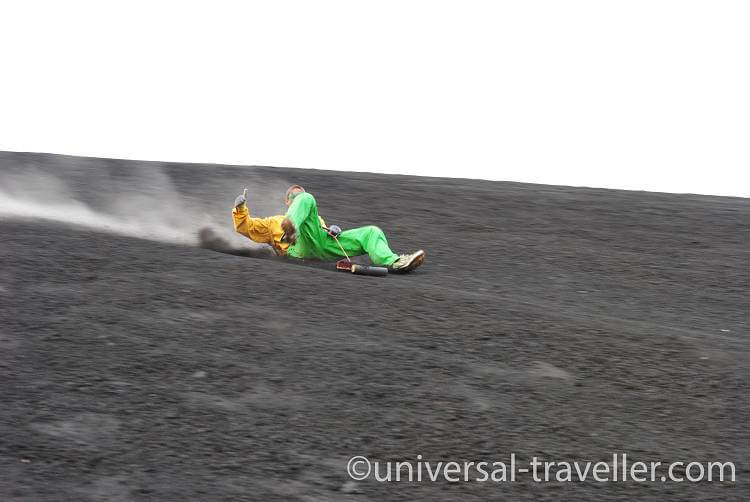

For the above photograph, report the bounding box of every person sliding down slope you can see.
[232,185,425,273]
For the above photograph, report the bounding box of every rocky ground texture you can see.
[0,152,748,500]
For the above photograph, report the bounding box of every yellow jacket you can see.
[232,204,325,255]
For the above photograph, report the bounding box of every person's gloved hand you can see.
[327,225,342,238]
[281,217,297,244]
[234,188,248,208]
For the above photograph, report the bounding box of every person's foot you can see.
[390,250,425,273]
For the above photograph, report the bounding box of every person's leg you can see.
[323,225,399,266]
[285,193,333,260]
[284,193,408,267]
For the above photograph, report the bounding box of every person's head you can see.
[285,184,305,206]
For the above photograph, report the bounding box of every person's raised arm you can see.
[232,188,274,244]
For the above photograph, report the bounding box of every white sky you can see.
[1,1,748,197]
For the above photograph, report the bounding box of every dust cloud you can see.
[0,160,289,254]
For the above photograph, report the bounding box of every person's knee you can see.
[296,192,315,205]
[367,225,385,237]
[289,191,316,212]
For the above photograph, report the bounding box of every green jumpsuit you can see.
[285,192,399,266]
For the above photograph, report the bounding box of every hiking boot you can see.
[390,250,425,273]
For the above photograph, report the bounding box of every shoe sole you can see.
[394,249,425,273]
